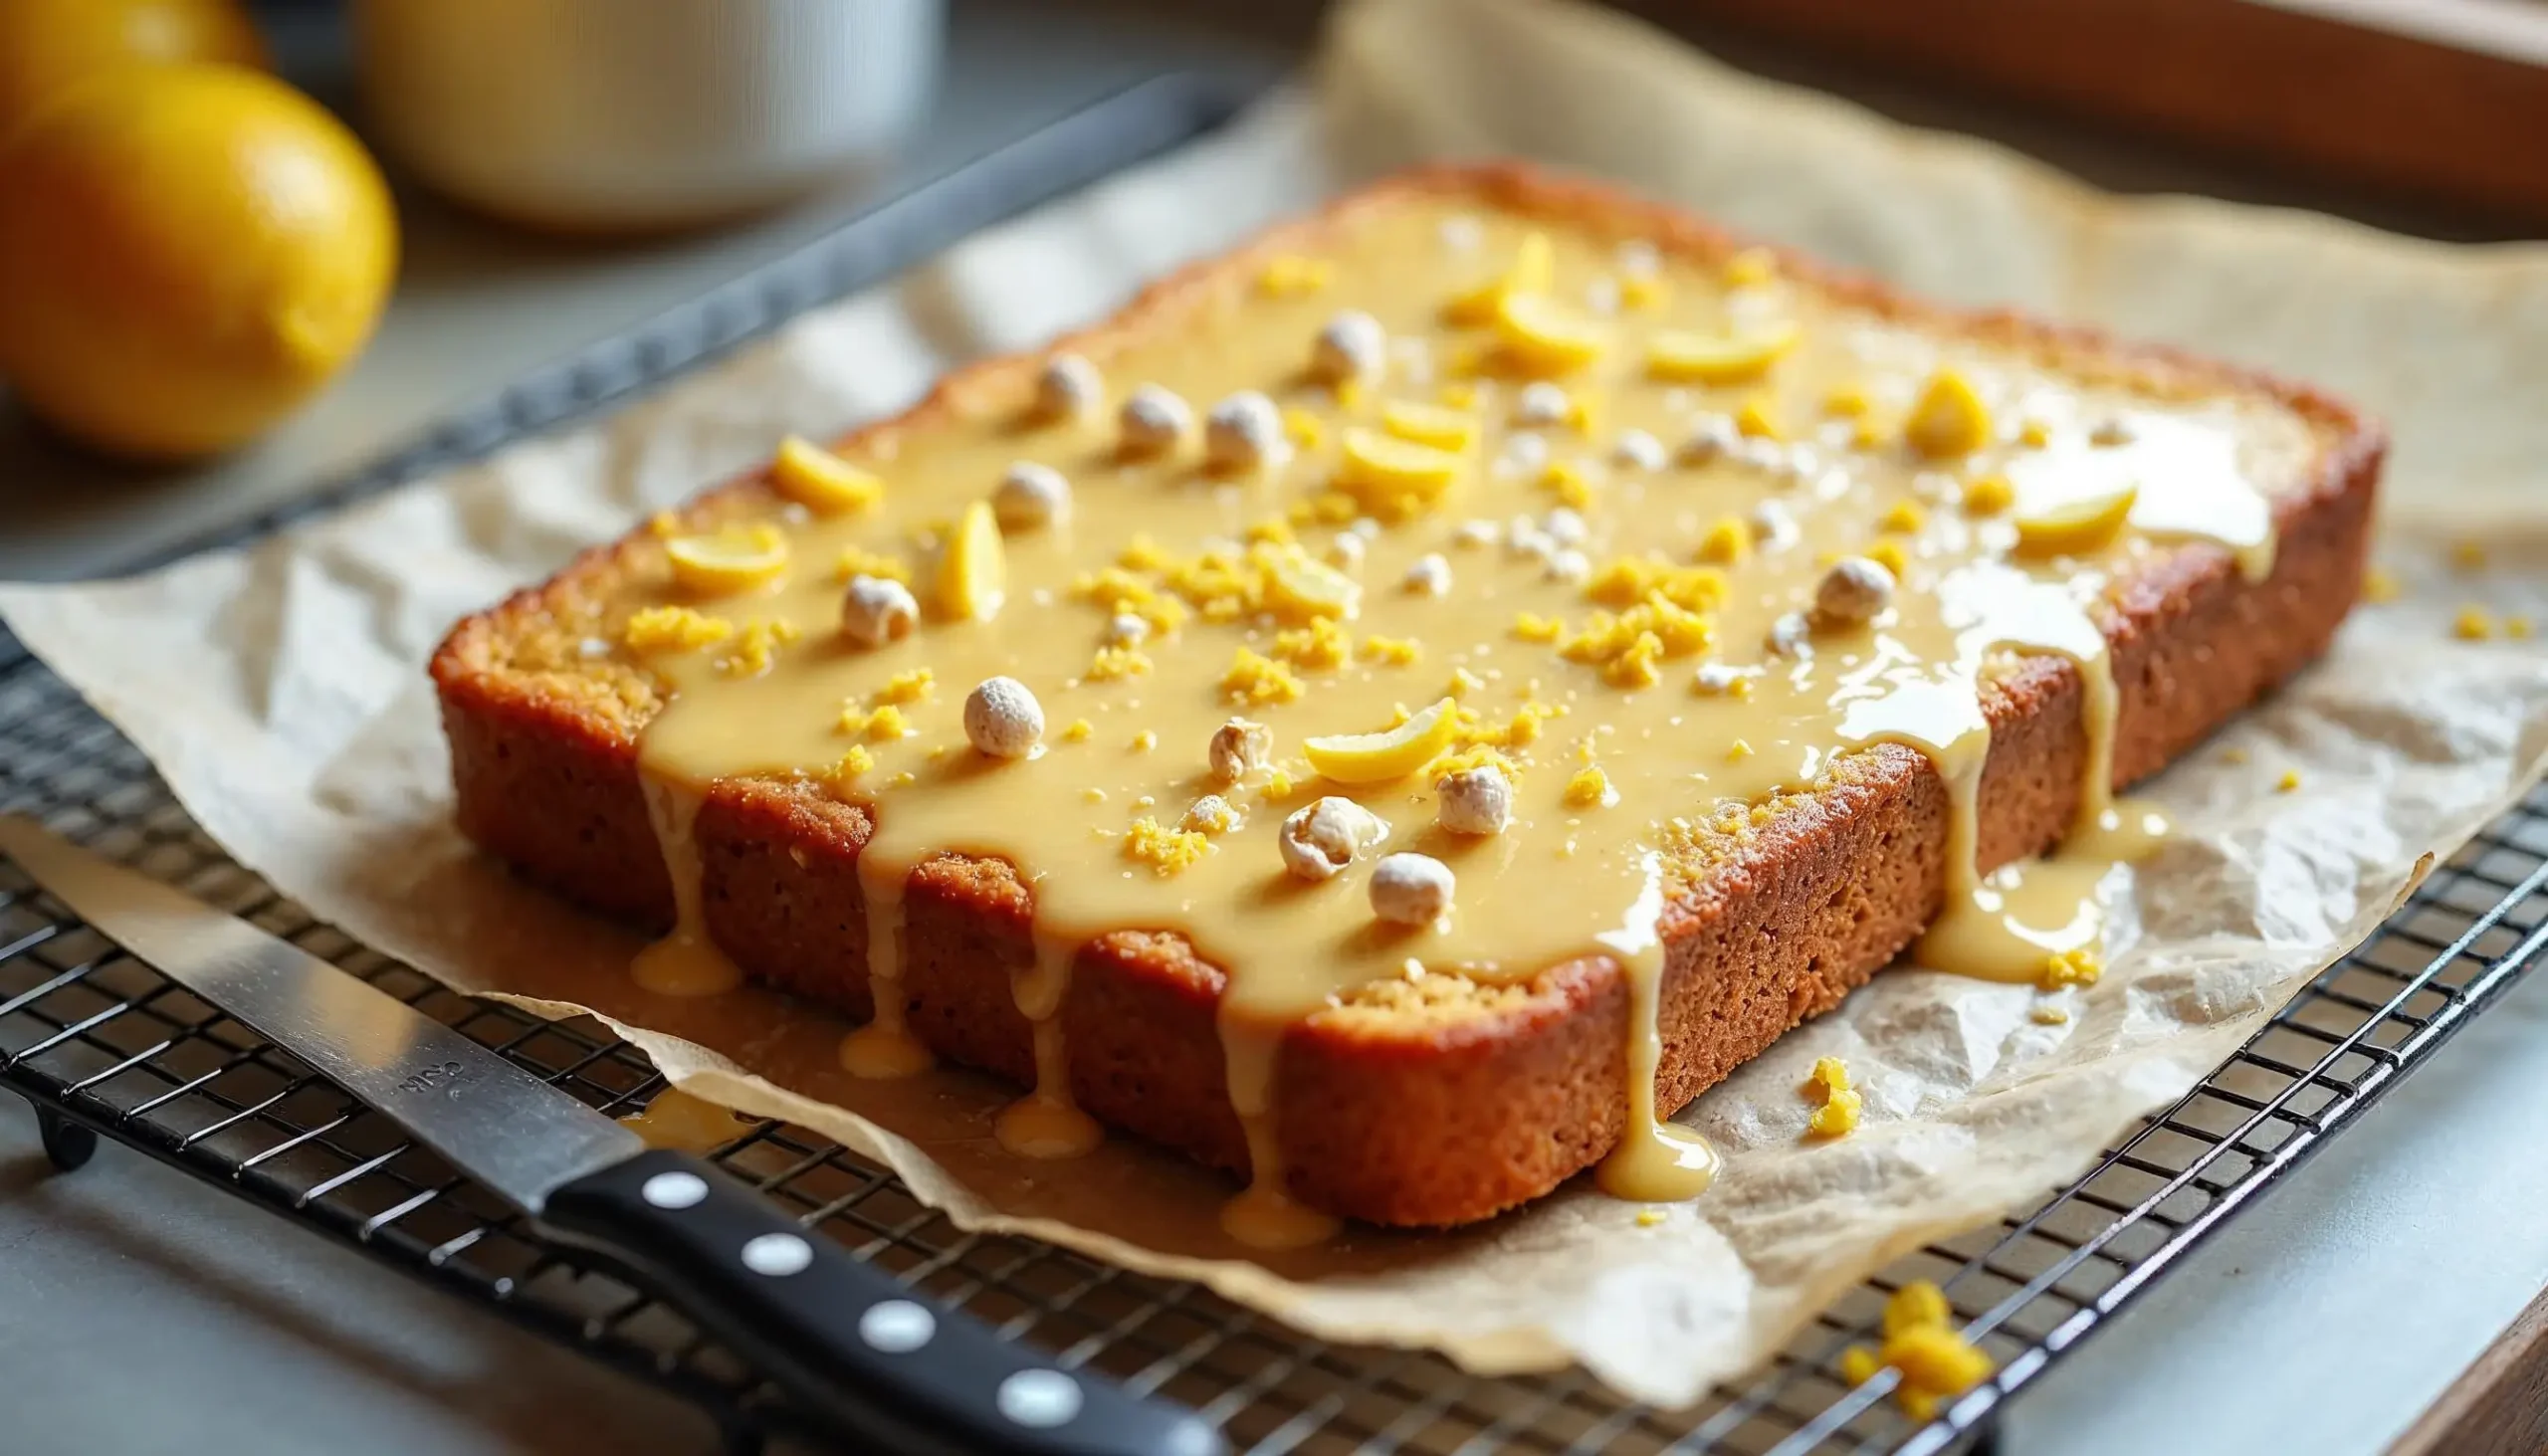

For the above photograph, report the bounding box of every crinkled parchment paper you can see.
[7,0,2548,1407]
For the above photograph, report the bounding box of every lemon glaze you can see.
[611,194,2314,1246]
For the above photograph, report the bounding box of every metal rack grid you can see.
[6,76,2548,1456]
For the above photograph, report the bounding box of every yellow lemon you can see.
[1443,231,1553,324]
[1905,366,1993,459]
[1338,427,1464,502]
[1493,292,1607,374]
[1305,698,1458,784]
[1379,400,1478,452]
[2015,485,2138,557]
[0,65,396,461]
[1646,322,1801,385]
[1261,548,1362,623]
[935,501,1006,619]
[666,525,790,596]
[770,435,883,515]
[0,0,266,136]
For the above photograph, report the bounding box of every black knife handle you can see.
[543,1149,1222,1456]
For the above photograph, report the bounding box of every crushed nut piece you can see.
[1208,718,1272,784]
[1813,555,1896,628]
[1369,852,1455,926]
[962,677,1044,758]
[993,461,1071,530]
[1402,552,1453,596]
[839,575,920,647]
[1117,384,1192,457]
[1312,310,1386,384]
[1435,764,1514,836]
[1279,796,1389,883]
[1035,354,1102,420]
[1205,390,1288,473]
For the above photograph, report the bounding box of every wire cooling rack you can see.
[8,74,2548,1456]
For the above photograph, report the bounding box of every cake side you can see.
[431,162,2384,1227]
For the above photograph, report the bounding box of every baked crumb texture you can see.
[432,164,2382,1228]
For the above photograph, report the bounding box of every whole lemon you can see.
[0,0,268,137]
[0,65,397,461]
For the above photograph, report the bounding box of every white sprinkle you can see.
[576,637,612,659]
[1506,521,1556,563]
[992,461,1071,530]
[1515,382,1571,427]
[1312,311,1386,384]
[1325,532,1367,572]
[1204,390,1288,473]
[1543,507,1589,546]
[1748,500,1799,548]
[1495,431,1550,480]
[1434,765,1513,836]
[962,677,1045,758]
[1452,519,1500,549]
[1544,547,1592,583]
[1036,354,1102,419]
[1281,797,1389,883]
[1350,516,1383,539]
[1402,553,1453,595]
[1679,414,1739,465]
[1766,610,1815,659]
[1104,613,1150,648]
[1369,853,1455,926]
[1735,436,1791,475]
[1118,384,1190,456]
[840,575,920,648]
[1612,429,1667,472]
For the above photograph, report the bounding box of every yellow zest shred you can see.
[876,668,934,704]
[1087,645,1155,681]
[1841,1283,1994,1416]
[1363,634,1422,666]
[1220,647,1304,705]
[624,605,733,653]
[2037,947,2101,989]
[1122,817,1210,875]
[714,618,800,678]
[1805,1056,1861,1138]
[1564,765,1612,807]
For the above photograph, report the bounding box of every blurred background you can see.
[0,0,2535,581]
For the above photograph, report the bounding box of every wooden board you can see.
[1659,0,2548,223]
[2392,1283,2548,1455]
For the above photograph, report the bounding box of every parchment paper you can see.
[7,0,2548,1407]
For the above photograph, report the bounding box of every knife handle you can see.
[543,1149,1222,1456]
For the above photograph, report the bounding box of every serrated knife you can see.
[0,816,1221,1456]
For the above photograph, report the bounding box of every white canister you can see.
[354,0,942,233]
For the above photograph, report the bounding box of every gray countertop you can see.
[2,4,2538,1453]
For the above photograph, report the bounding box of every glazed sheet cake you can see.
[432,165,2382,1250]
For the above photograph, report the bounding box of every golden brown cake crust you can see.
[430,162,2385,1228]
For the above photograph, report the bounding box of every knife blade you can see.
[0,816,1222,1456]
